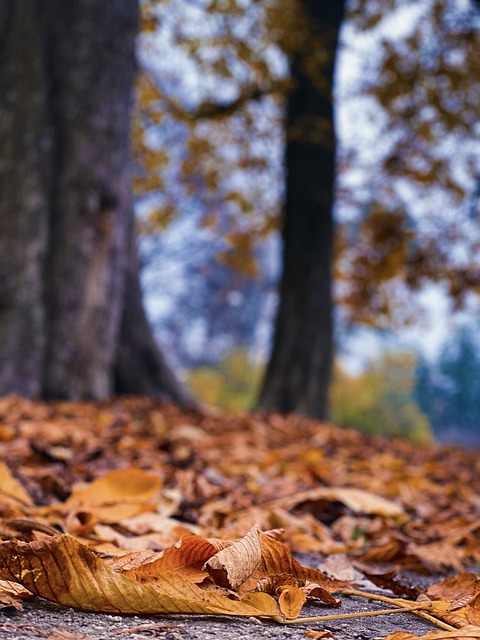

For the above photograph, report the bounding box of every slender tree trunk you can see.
[0,0,195,406]
[257,1,346,420]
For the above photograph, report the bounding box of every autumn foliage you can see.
[0,396,479,638]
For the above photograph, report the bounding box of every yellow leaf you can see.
[278,585,306,619]
[0,535,280,617]
[67,468,162,507]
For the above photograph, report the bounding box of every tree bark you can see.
[0,1,48,397]
[40,0,135,399]
[0,0,194,406]
[257,1,346,420]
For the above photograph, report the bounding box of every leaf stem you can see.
[276,602,429,625]
[340,588,457,632]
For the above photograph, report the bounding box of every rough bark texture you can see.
[258,1,346,420]
[0,0,193,405]
[41,1,136,399]
[0,1,48,397]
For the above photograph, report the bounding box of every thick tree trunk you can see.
[257,1,346,420]
[0,1,48,397]
[41,1,136,399]
[0,0,195,406]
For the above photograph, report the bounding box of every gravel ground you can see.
[0,593,435,640]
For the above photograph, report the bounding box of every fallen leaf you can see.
[205,526,262,589]
[278,584,306,619]
[259,531,347,592]
[68,468,162,507]
[125,534,227,583]
[276,487,405,518]
[0,462,32,505]
[0,534,281,617]
[427,574,480,608]
[408,542,466,572]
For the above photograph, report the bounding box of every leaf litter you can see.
[0,396,479,638]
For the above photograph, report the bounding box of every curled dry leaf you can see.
[0,534,280,617]
[205,526,262,589]
[278,585,307,619]
[304,631,333,639]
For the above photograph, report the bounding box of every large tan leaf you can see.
[0,535,280,617]
[0,462,32,505]
[276,487,405,518]
[68,468,162,507]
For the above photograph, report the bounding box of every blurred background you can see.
[1,0,479,445]
[137,0,480,444]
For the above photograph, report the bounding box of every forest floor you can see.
[0,584,435,640]
[0,396,479,640]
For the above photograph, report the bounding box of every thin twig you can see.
[341,588,457,632]
[276,602,429,625]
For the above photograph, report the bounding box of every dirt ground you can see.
[0,591,436,640]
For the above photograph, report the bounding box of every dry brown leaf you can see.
[304,631,333,639]
[0,534,281,617]
[0,578,31,610]
[205,526,262,589]
[276,487,405,518]
[278,584,307,619]
[0,462,32,505]
[427,574,480,608]
[408,542,466,572]
[428,594,480,629]
[317,554,365,583]
[259,531,347,592]
[125,534,226,583]
[304,582,342,607]
[68,468,162,507]
[119,512,198,536]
